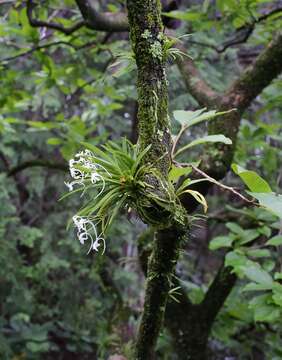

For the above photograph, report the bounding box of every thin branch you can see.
[218,7,282,53]
[8,160,68,176]
[186,39,220,52]
[68,57,113,100]
[26,0,128,35]
[187,27,253,54]
[174,39,219,107]
[186,7,282,54]
[190,165,255,205]
[0,39,98,64]
[26,0,86,35]
[198,31,282,180]
[223,32,282,112]
[0,41,80,64]
[75,0,128,32]
[218,26,254,53]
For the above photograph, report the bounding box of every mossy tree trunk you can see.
[127,1,188,359]
[127,0,171,173]
[138,229,237,360]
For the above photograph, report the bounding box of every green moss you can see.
[127,0,189,229]
[127,1,190,358]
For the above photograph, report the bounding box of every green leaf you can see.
[225,250,248,276]
[189,134,232,147]
[274,272,282,281]
[47,137,63,145]
[265,235,282,246]
[226,222,244,235]
[173,108,234,128]
[249,294,280,322]
[246,249,271,258]
[26,341,50,353]
[242,282,273,292]
[209,235,234,250]
[173,108,207,126]
[231,164,272,193]
[175,134,232,156]
[272,283,282,306]
[258,226,271,237]
[168,165,192,182]
[27,121,59,130]
[247,192,282,219]
[163,10,203,21]
[253,305,280,323]
[243,264,273,286]
[238,229,260,245]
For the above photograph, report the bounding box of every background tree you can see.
[0,1,282,359]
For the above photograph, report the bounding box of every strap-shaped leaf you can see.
[175,134,232,157]
[232,164,272,193]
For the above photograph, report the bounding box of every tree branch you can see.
[218,7,282,53]
[166,33,282,354]
[126,15,282,360]
[163,33,282,357]
[224,32,282,112]
[202,32,282,179]
[175,41,218,107]
[0,40,93,64]
[177,32,282,111]
[200,265,237,329]
[75,0,128,32]
[190,164,255,204]
[176,31,282,183]
[138,227,206,360]
[26,0,86,35]
[185,7,282,54]
[8,160,68,177]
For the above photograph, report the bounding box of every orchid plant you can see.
[63,139,152,254]
[64,109,235,254]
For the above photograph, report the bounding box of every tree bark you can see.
[127,1,188,358]
[165,302,209,360]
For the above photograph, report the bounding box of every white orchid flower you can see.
[65,150,108,197]
[64,180,85,192]
[72,215,106,254]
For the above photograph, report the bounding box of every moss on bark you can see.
[135,224,187,359]
[127,1,189,359]
[127,0,171,174]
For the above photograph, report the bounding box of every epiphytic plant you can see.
[64,138,178,253]
[64,109,235,253]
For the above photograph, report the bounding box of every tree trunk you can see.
[126,1,188,358]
